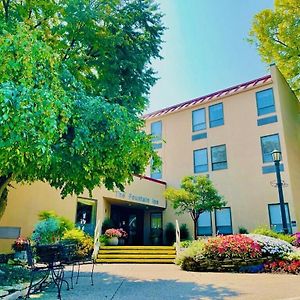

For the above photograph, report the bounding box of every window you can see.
[197,211,212,236]
[151,121,162,142]
[256,88,275,116]
[193,148,208,173]
[150,159,162,180]
[192,108,206,131]
[209,103,224,128]
[268,204,292,233]
[260,134,281,163]
[215,207,232,235]
[211,145,227,171]
[76,198,97,236]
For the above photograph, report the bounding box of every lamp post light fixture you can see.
[271,149,289,234]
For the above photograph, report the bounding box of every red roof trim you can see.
[134,174,167,185]
[144,74,272,120]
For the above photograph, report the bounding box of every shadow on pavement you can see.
[33,268,240,300]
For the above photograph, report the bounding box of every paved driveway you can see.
[33,264,300,300]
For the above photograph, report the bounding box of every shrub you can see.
[284,250,300,261]
[62,228,93,258]
[238,226,248,234]
[248,234,293,258]
[252,226,295,244]
[11,237,29,252]
[180,240,193,248]
[180,224,190,240]
[31,217,60,244]
[176,240,206,267]
[204,234,262,260]
[264,260,300,274]
[165,223,176,245]
[38,210,74,237]
[292,232,300,247]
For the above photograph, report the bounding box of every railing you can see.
[175,219,180,257]
[92,219,101,260]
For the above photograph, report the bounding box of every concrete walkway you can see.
[32,264,300,300]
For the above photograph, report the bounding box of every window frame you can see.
[193,148,208,173]
[215,207,233,235]
[268,203,292,234]
[151,121,162,142]
[209,103,224,128]
[260,133,281,163]
[256,88,276,116]
[197,210,213,236]
[211,144,228,171]
[192,108,206,132]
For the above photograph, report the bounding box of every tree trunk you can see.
[193,218,197,240]
[0,175,12,219]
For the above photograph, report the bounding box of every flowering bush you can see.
[118,228,128,238]
[284,250,300,261]
[104,228,122,238]
[292,232,300,247]
[248,234,293,258]
[11,237,29,252]
[204,234,262,260]
[252,226,295,244]
[264,260,300,274]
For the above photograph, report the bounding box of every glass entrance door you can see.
[111,205,144,245]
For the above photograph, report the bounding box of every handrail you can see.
[175,219,180,257]
[92,219,101,260]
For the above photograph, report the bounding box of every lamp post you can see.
[271,149,288,234]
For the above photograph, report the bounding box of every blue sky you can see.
[147,0,274,113]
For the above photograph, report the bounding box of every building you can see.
[0,65,299,252]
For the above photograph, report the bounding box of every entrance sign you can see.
[115,191,165,208]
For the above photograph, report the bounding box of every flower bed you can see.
[247,234,293,258]
[264,260,300,274]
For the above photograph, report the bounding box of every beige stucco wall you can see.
[0,176,166,253]
[145,67,299,236]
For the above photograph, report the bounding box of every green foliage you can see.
[284,250,300,261]
[38,210,74,237]
[175,240,206,266]
[101,217,115,234]
[180,223,190,240]
[62,228,93,258]
[31,218,60,245]
[0,0,164,216]
[165,222,176,245]
[180,240,193,248]
[99,235,109,246]
[249,0,300,98]
[252,226,296,244]
[238,226,249,234]
[164,175,225,239]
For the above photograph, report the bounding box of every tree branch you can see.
[2,0,10,23]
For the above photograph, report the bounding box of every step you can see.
[98,249,176,254]
[98,254,176,259]
[96,258,175,263]
[100,246,175,250]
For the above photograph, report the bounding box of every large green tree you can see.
[249,0,300,98]
[0,0,164,218]
[164,176,226,240]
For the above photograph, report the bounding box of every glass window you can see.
[256,88,275,116]
[268,203,292,233]
[192,108,206,132]
[261,134,281,163]
[193,149,208,173]
[211,145,227,171]
[215,207,232,235]
[197,211,212,236]
[76,198,97,236]
[151,121,162,142]
[150,159,162,180]
[209,103,224,128]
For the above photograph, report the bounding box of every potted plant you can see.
[118,228,128,246]
[11,237,29,260]
[104,229,122,246]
